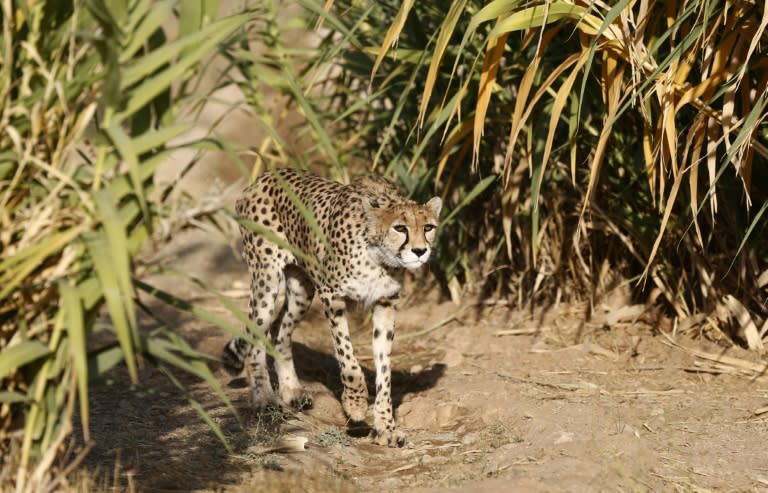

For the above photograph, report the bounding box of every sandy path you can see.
[77,228,768,492]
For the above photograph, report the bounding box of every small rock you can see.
[441,348,463,367]
[620,423,640,437]
[462,431,482,444]
[436,403,459,427]
[554,431,575,444]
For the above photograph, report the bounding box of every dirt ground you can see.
[77,227,768,493]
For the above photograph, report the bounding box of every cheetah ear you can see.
[425,196,442,217]
[362,197,385,224]
[362,197,382,216]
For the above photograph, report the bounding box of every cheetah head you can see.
[365,196,442,270]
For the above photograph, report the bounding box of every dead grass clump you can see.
[235,406,294,451]
[303,0,767,350]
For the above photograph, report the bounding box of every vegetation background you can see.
[0,0,765,490]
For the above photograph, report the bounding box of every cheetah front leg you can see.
[319,292,368,422]
[371,300,406,447]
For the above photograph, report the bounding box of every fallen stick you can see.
[493,328,538,337]
[660,330,768,377]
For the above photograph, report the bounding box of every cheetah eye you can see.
[424,224,436,233]
[393,224,408,234]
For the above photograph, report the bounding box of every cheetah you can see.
[223,168,442,447]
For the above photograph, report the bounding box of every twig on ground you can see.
[660,330,768,380]
[390,463,419,473]
[399,307,467,342]
[751,405,768,416]
[493,327,538,337]
[529,342,620,361]
[471,364,604,394]
[621,389,687,396]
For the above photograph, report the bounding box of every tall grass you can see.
[0,1,257,490]
[298,0,767,328]
[1,0,765,487]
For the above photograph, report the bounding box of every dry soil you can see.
[77,228,768,493]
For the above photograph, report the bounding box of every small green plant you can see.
[485,423,509,449]
[314,426,351,447]
[252,453,284,471]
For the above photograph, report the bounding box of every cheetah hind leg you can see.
[272,267,315,410]
[221,339,281,414]
[243,263,283,413]
[221,337,250,376]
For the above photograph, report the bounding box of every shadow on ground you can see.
[225,342,446,437]
[78,329,445,491]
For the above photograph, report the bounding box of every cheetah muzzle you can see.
[223,169,442,447]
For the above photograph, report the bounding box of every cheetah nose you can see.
[411,248,427,257]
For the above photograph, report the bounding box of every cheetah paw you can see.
[342,392,368,422]
[251,390,280,412]
[372,428,407,448]
[280,387,313,410]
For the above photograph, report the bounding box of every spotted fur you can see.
[224,168,441,447]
